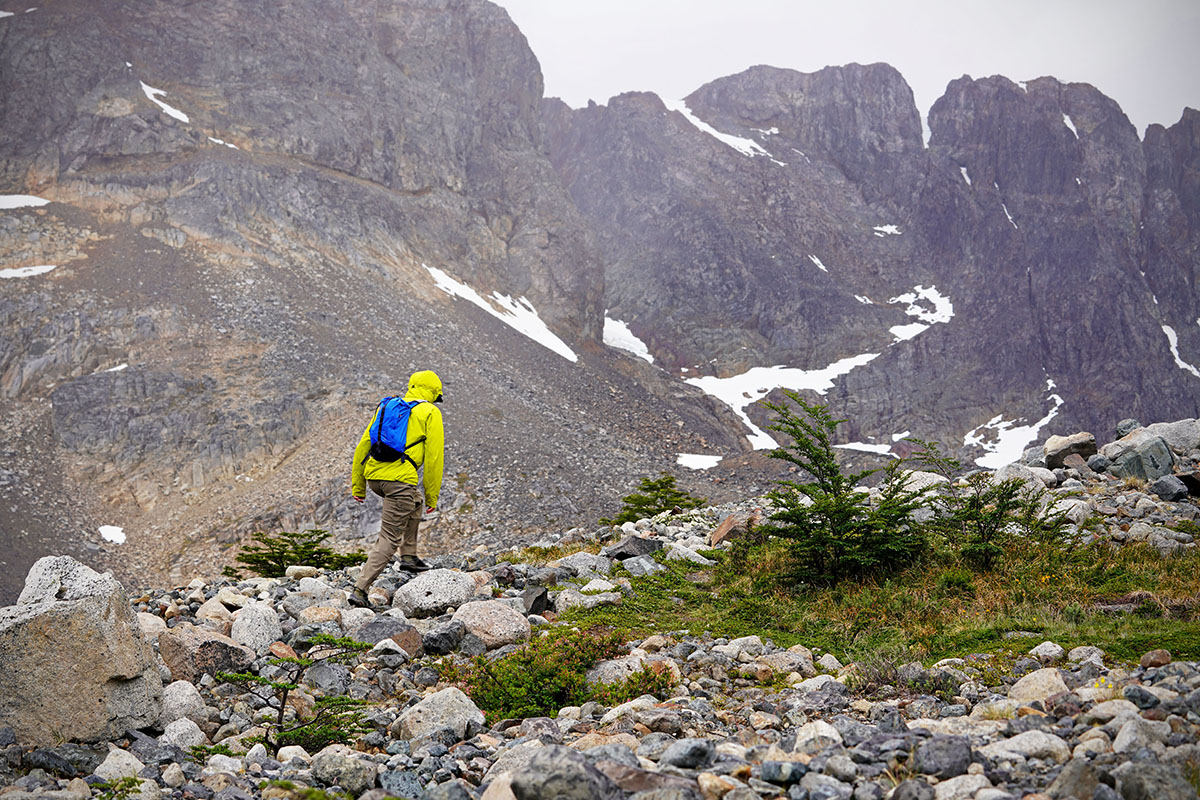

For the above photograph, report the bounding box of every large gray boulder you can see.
[1144,419,1200,455]
[509,745,623,800]
[392,569,477,617]
[158,623,255,683]
[451,600,530,650]
[389,687,484,742]
[230,600,282,655]
[0,557,163,744]
[1100,429,1176,481]
[1043,432,1097,469]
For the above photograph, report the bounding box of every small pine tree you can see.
[600,473,705,526]
[216,634,372,755]
[759,392,928,587]
[222,529,367,579]
[910,439,1071,571]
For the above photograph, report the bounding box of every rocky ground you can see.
[1,420,1199,800]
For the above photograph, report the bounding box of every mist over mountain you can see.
[1,0,1197,601]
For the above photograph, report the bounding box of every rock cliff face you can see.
[544,65,1200,454]
[0,0,748,601]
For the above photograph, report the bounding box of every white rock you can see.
[202,754,244,775]
[978,730,1070,764]
[285,566,319,579]
[393,687,484,740]
[1007,667,1068,704]
[393,569,477,617]
[580,578,617,593]
[1067,645,1104,665]
[160,717,207,750]
[230,601,281,655]
[934,773,992,800]
[94,748,146,780]
[1028,641,1065,663]
[793,719,842,754]
[159,680,206,726]
[452,600,531,649]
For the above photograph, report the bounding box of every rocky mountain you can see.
[2,0,1198,603]
[0,0,752,602]
[543,65,1200,457]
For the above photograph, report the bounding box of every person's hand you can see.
[425,506,436,514]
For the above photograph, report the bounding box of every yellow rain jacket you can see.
[351,370,444,508]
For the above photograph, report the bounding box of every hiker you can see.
[349,369,445,607]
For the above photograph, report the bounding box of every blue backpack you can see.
[363,397,426,467]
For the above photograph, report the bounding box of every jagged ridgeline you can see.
[1,0,1198,601]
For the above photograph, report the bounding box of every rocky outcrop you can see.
[544,65,1200,458]
[0,557,162,744]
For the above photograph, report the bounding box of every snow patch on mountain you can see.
[686,353,880,449]
[808,255,829,273]
[0,194,49,209]
[1162,325,1200,378]
[140,82,189,123]
[677,453,721,470]
[426,265,578,362]
[603,315,653,363]
[887,285,954,342]
[0,265,56,279]
[963,379,1064,469]
[664,99,772,159]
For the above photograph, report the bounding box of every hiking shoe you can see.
[399,555,432,573]
[348,587,372,608]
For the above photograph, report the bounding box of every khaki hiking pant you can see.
[356,480,423,591]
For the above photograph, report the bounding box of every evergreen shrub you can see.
[600,473,705,526]
[757,392,928,587]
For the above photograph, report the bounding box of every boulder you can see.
[158,623,255,683]
[551,551,612,577]
[1150,474,1189,502]
[1144,419,1200,454]
[978,730,1070,763]
[1043,432,1097,469]
[230,601,281,655]
[1100,429,1176,481]
[0,557,163,744]
[509,745,623,800]
[452,600,530,650]
[311,749,376,796]
[1007,667,1068,704]
[390,687,484,742]
[392,569,477,617]
[707,512,759,548]
[159,718,207,750]
[602,534,663,560]
[159,680,207,726]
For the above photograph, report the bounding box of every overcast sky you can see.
[495,0,1199,136]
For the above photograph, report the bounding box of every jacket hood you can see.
[404,370,443,403]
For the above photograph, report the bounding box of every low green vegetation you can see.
[600,473,705,526]
[217,634,372,755]
[222,529,367,580]
[444,627,673,721]
[564,395,1200,666]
